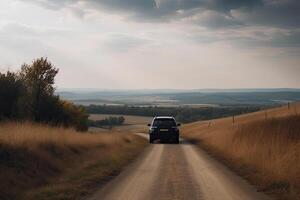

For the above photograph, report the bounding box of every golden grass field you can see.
[89,114,152,133]
[89,114,153,125]
[0,122,146,200]
[182,102,300,200]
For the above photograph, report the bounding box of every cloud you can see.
[100,33,151,52]
[21,0,299,29]
[20,0,300,52]
[0,22,69,38]
[242,30,300,48]
[22,0,260,20]
[231,0,300,28]
[0,22,73,62]
[185,9,244,29]
[0,0,299,89]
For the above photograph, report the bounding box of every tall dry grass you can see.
[0,121,124,149]
[0,122,146,200]
[183,103,300,199]
[232,116,300,195]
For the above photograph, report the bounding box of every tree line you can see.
[85,105,261,123]
[0,58,88,131]
[88,116,125,129]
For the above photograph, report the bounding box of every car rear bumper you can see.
[150,132,179,141]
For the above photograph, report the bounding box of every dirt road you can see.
[88,139,271,200]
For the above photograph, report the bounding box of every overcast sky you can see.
[0,0,299,89]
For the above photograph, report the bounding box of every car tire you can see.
[149,136,154,143]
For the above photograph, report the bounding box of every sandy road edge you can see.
[85,142,156,200]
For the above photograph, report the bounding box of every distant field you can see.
[58,89,300,106]
[89,114,152,125]
[88,114,152,133]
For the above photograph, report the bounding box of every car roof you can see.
[154,116,175,119]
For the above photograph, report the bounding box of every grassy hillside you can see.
[0,122,146,200]
[182,103,300,200]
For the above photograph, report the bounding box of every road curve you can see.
[87,139,271,200]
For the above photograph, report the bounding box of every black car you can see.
[148,116,180,144]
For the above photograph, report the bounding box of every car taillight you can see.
[150,127,157,133]
[172,127,179,131]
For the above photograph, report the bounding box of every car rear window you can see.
[153,119,176,127]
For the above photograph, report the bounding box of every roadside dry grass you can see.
[182,103,300,200]
[0,122,146,200]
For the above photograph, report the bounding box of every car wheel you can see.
[149,137,154,143]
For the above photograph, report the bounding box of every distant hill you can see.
[170,91,300,105]
[56,88,300,106]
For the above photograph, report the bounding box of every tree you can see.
[20,57,59,120]
[59,100,89,131]
[0,57,89,131]
[0,72,23,119]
